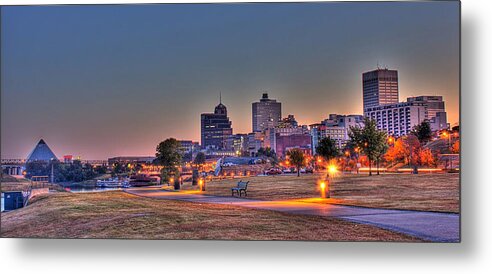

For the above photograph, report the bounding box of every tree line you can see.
[25,160,107,183]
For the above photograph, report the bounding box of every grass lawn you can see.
[182,172,459,213]
[0,191,420,241]
[1,180,66,192]
[1,181,32,192]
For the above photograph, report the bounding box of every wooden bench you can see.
[231,181,249,197]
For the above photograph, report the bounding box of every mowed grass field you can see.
[182,173,459,213]
[0,191,420,241]
[1,181,66,192]
[1,181,32,192]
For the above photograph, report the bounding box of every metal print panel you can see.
[0,1,460,242]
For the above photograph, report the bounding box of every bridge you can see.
[1,159,26,176]
[1,158,109,176]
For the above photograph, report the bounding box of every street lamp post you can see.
[199,178,205,191]
[442,131,453,169]
[50,158,55,186]
[442,131,451,149]
[354,147,360,174]
[344,150,350,174]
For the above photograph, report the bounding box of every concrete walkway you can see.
[125,187,460,242]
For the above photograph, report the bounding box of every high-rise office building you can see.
[407,95,448,131]
[362,68,399,111]
[201,99,233,150]
[252,93,282,132]
[310,114,364,151]
[277,114,298,128]
[406,96,445,119]
[364,102,426,137]
[226,134,248,155]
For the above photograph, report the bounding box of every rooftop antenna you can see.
[219,92,222,104]
[377,61,380,69]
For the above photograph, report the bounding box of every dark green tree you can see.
[412,121,433,144]
[112,162,130,175]
[286,148,305,177]
[349,117,388,176]
[182,152,193,163]
[374,136,389,175]
[94,165,108,175]
[193,152,206,167]
[257,147,278,165]
[155,138,182,184]
[316,137,339,162]
[25,160,100,183]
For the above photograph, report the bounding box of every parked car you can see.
[266,168,282,175]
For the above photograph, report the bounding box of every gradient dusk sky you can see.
[1,2,460,160]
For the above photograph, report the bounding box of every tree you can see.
[316,137,339,162]
[451,140,460,154]
[348,117,387,176]
[418,148,436,167]
[193,152,206,167]
[384,138,407,165]
[94,165,108,175]
[155,138,182,184]
[257,147,278,165]
[112,162,130,175]
[286,148,305,177]
[257,147,276,158]
[374,137,389,175]
[412,121,432,144]
[404,134,421,174]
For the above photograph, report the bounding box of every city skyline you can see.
[1,2,459,159]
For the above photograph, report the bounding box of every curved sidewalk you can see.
[125,187,460,242]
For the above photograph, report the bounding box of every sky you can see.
[1,2,460,160]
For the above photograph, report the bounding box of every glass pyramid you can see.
[26,139,58,162]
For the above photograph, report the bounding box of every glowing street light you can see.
[328,164,337,177]
[320,181,327,198]
[319,179,330,198]
[198,178,205,191]
[442,130,451,148]
[354,147,360,174]
[388,136,395,145]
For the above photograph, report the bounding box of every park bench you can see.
[231,181,249,197]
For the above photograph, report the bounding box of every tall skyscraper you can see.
[362,68,399,111]
[252,93,282,132]
[201,98,233,150]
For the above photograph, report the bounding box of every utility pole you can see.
[50,158,55,185]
